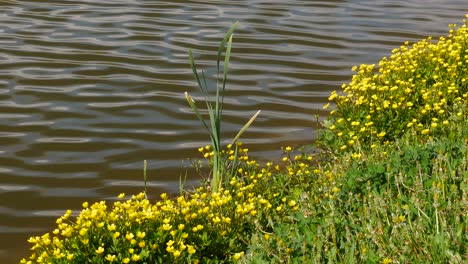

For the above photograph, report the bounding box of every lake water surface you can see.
[0,0,467,262]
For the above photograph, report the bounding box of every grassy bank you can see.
[21,15,467,264]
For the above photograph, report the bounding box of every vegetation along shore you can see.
[21,14,467,264]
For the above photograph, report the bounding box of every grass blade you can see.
[217,21,239,73]
[220,34,233,116]
[143,160,148,199]
[231,110,261,146]
[189,49,207,93]
[222,34,233,92]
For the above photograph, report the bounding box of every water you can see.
[0,0,466,262]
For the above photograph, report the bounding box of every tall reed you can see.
[185,22,260,192]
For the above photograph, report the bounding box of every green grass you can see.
[244,118,467,263]
[21,15,467,264]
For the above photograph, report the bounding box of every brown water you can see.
[0,0,466,262]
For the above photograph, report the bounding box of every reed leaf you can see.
[231,110,262,146]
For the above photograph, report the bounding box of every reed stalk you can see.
[185,22,260,192]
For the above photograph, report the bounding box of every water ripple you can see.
[0,0,467,261]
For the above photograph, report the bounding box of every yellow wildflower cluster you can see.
[198,142,250,162]
[325,17,468,150]
[21,144,310,263]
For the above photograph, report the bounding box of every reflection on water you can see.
[0,0,466,262]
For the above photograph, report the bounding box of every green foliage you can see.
[246,15,468,263]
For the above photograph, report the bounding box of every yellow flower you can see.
[188,245,196,254]
[381,258,392,264]
[377,131,386,138]
[137,231,145,239]
[132,254,140,261]
[212,216,221,224]
[95,247,104,254]
[105,254,116,262]
[162,223,172,230]
[79,228,88,236]
[125,233,134,240]
[179,242,187,251]
[118,193,125,199]
[233,251,244,260]
[328,91,338,100]
[393,215,406,224]
[122,257,130,264]
[107,223,116,231]
[166,245,175,253]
